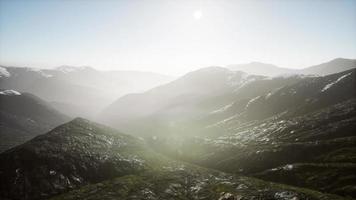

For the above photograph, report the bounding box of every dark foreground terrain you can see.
[0,118,349,200]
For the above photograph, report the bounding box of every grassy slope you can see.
[51,163,348,200]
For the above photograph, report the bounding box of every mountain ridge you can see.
[0,90,70,152]
[0,65,173,119]
[227,58,356,77]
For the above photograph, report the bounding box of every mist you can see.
[1,1,356,200]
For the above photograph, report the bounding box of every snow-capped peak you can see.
[264,73,318,80]
[55,65,92,73]
[0,66,11,77]
[26,67,53,78]
[0,90,21,96]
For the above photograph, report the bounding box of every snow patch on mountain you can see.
[41,72,53,78]
[245,96,261,109]
[276,73,318,79]
[227,71,249,87]
[26,68,53,78]
[264,73,318,81]
[321,72,352,92]
[208,112,244,128]
[0,66,10,77]
[210,102,233,114]
[0,90,21,96]
[56,65,92,73]
[235,77,258,92]
[56,66,77,73]
[265,87,283,100]
[282,164,294,170]
[227,72,259,92]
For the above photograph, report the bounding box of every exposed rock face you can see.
[218,192,243,200]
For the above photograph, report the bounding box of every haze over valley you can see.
[1,0,356,200]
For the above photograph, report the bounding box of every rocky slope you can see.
[1,118,346,200]
[50,167,344,200]
[137,69,356,198]
[0,118,159,200]
[151,98,356,198]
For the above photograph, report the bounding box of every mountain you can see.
[165,99,356,198]
[0,66,11,77]
[2,59,356,199]
[99,67,272,134]
[101,67,249,119]
[0,118,159,200]
[0,65,173,119]
[0,90,69,152]
[100,67,356,198]
[0,118,345,200]
[206,68,356,124]
[227,62,294,77]
[99,67,307,137]
[101,66,355,139]
[300,58,356,76]
[147,69,356,198]
[227,58,356,77]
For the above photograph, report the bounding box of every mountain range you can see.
[0,65,172,119]
[100,59,356,138]
[0,58,356,200]
[98,60,356,198]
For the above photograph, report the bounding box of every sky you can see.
[0,0,356,75]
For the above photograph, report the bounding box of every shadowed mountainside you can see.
[0,118,164,199]
[0,90,70,152]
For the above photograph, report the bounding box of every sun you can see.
[193,10,203,20]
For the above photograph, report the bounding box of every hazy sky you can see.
[1,0,356,75]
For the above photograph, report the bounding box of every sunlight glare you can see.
[193,10,203,20]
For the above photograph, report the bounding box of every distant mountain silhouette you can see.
[0,66,173,118]
[228,62,294,76]
[300,58,356,76]
[228,58,356,77]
